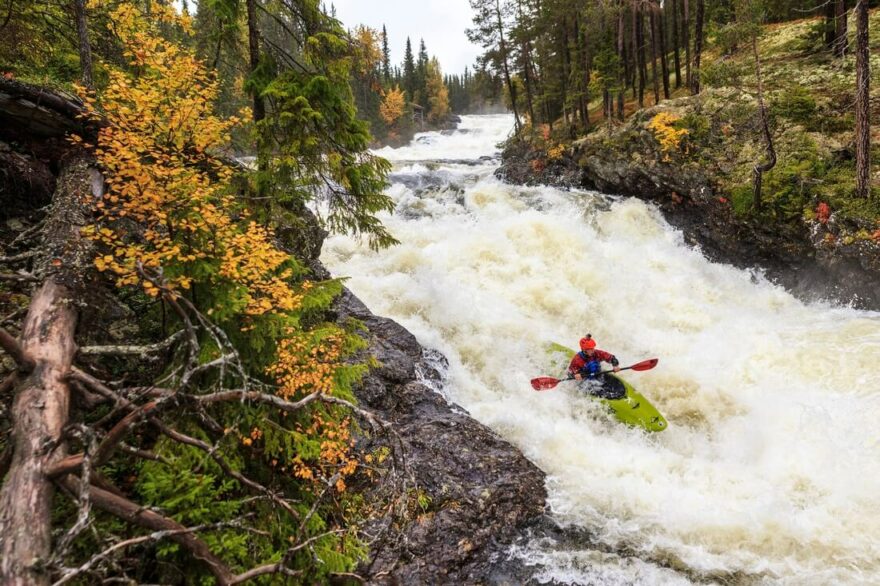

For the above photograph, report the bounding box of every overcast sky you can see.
[330,0,482,75]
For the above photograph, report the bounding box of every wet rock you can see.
[333,288,547,584]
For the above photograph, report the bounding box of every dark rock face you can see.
[497,104,880,311]
[334,289,547,585]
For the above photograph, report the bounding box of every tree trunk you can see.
[72,0,93,89]
[834,0,848,58]
[691,0,704,95]
[0,156,97,585]
[517,0,537,126]
[495,0,521,132]
[649,5,661,104]
[751,36,776,210]
[825,0,837,49]
[560,14,571,128]
[636,5,646,107]
[672,0,682,88]
[657,3,671,99]
[855,0,870,198]
[618,4,627,119]
[246,0,265,123]
[631,3,639,100]
[684,0,691,89]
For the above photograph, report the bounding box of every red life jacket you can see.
[568,349,617,376]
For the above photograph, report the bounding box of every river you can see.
[321,115,880,585]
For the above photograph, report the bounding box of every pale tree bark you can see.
[854,0,870,199]
[0,156,97,585]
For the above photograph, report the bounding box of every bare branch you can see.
[0,250,38,264]
[55,475,236,585]
[0,327,35,372]
[48,401,159,478]
[78,330,185,358]
[228,529,346,584]
[0,371,17,397]
[51,426,97,567]
[0,272,39,283]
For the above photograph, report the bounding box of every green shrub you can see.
[771,85,817,125]
[702,59,749,89]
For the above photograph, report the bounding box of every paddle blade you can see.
[531,377,561,391]
[630,358,659,372]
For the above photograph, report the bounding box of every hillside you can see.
[499,10,880,309]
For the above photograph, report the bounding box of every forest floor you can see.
[530,9,880,225]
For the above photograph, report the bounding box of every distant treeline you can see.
[347,24,506,143]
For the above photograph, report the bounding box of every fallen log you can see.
[0,155,97,585]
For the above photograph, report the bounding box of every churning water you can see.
[322,115,880,585]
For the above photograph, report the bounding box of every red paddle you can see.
[530,358,659,391]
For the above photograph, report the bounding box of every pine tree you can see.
[468,0,521,131]
[854,0,870,198]
[403,37,416,103]
[416,38,429,106]
[382,24,391,83]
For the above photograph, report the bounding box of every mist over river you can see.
[321,115,880,585]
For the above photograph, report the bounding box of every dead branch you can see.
[69,379,107,410]
[227,529,346,584]
[55,475,236,585]
[1,307,27,327]
[0,250,38,264]
[117,443,168,465]
[0,371,17,396]
[47,401,159,478]
[50,518,251,586]
[78,330,185,358]
[0,327,36,372]
[51,425,97,568]
[0,272,39,283]
[9,219,46,248]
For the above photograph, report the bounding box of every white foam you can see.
[322,115,880,584]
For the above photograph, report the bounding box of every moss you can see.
[730,183,755,216]
[771,85,817,126]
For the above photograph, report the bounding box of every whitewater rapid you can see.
[322,115,880,585]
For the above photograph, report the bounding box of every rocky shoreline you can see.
[496,95,880,311]
[331,288,548,584]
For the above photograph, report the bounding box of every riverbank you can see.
[497,87,880,310]
[0,80,547,584]
[497,11,880,310]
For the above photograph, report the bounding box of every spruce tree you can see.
[403,37,417,103]
[382,24,391,83]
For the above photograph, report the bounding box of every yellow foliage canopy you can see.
[379,85,406,126]
[426,58,449,123]
[77,4,358,492]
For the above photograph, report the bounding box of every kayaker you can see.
[569,334,620,381]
